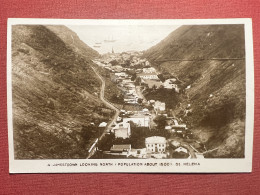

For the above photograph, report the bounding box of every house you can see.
[98,122,107,128]
[175,147,188,153]
[163,79,179,92]
[123,113,150,127]
[172,119,179,125]
[145,61,150,66]
[115,72,128,78]
[122,79,134,85]
[148,100,155,104]
[145,136,167,153]
[165,126,172,130]
[172,124,187,130]
[137,72,159,80]
[143,67,156,73]
[129,148,146,158]
[124,94,138,104]
[154,101,166,112]
[142,108,149,112]
[116,116,122,122]
[186,85,191,89]
[171,140,181,147]
[112,122,131,139]
[110,144,131,154]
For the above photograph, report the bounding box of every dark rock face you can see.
[144,25,246,158]
[12,25,113,159]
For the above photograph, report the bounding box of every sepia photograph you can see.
[7,19,254,173]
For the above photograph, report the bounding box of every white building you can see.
[112,122,131,139]
[143,67,156,73]
[123,114,150,127]
[172,124,187,130]
[145,61,150,66]
[98,122,107,127]
[137,72,159,80]
[171,140,181,147]
[145,136,167,153]
[163,79,179,92]
[115,72,128,77]
[165,126,172,130]
[175,147,188,153]
[154,101,166,112]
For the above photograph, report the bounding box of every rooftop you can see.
[99,122,107,127]
[110,144,131,152]
[137,72,158,76]
[113,122,130,129]
[126,113,150,118]
[145,136,166,144]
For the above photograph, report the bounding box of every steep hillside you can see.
[144,25,246,158]
[12,25,114,159]
[45,25,99,59]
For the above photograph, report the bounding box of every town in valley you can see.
[12,24,246,160]
[88,50,207,159]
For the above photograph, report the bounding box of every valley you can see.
[12,24,246,159]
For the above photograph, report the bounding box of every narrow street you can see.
[86,66,120,158]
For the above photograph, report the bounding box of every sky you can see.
[67,25,180,54]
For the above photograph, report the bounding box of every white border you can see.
[7,18,254,173]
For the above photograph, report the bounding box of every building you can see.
[98,122,107,128]
[165,126,172,130]
[112,122,131,139]
[123,114,150,127]
[163,79,179,92]
[145,136,167,153]
[172,124,187,130]
[145,61,150,66]
[154,101,166,112]
[137,72,159,80]
[175,147,188,153]
[129,148,147,158]
[115,72,128,78]
[171,140,181,148]
[148,100,155,104]
[143,67,156,73]
[110,144,131,154]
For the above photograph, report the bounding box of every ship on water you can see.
[104,36,116,43]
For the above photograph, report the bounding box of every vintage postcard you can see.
[7,18,254,173]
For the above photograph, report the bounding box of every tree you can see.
[135,77,142,86]
[97,133,115,151]
[153,115,167,130]
[110,60,119,66]
[131,73,137,81]
[80,125,99,143]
